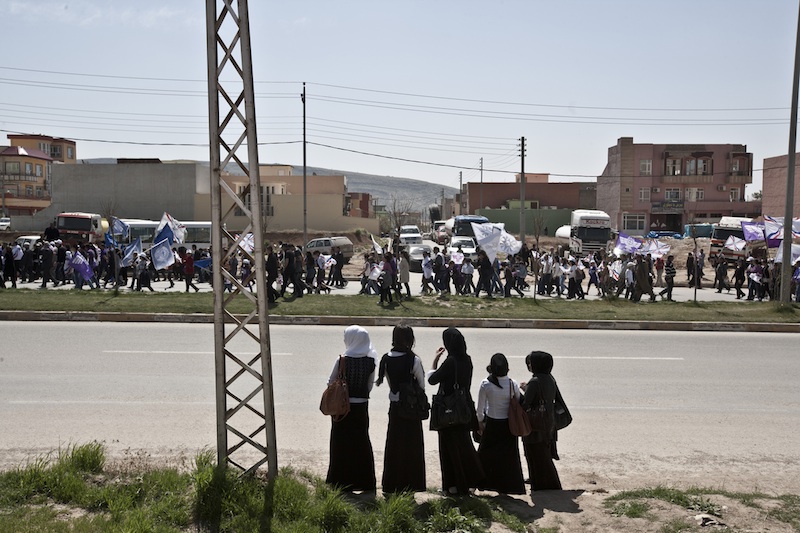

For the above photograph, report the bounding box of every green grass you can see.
[0,444,531,533]
[1,288,799,323]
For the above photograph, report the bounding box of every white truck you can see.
[709,216,759,263]
[569,209,613,255]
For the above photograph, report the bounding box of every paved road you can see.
[2,322,797,491]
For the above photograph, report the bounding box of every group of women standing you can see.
[325,324,567,497]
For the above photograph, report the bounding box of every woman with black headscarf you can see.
[520,350,563,491]
[375,325,426,493]
[475,353,525,494]
[428,327,484,495]
[325,325,378,492]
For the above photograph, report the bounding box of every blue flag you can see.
[104,232,117,248]
[121,237,142,267]
[154,223,174,246]
[111,217,130,238]
[150,238,175,271]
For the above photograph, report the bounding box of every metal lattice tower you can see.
[206,0,277,478]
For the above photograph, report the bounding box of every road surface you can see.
[1,322,797,492]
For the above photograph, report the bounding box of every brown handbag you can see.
[507,381,532,437]
[320,355,350,421]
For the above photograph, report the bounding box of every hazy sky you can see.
[1,0,797,195]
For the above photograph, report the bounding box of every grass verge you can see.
[1,289,799,323]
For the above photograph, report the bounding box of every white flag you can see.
[151,238,176,270]
[157,212,186,244]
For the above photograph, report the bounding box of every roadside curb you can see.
[1,311,798,333]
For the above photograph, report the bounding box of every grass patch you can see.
[608,500,651,518]
[1,288,799,323]
[606,486,722,517]
[767,494,800,530]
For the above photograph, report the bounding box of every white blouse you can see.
[476,376,521,422]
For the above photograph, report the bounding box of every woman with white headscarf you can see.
[326,325,378,492]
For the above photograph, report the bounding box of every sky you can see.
[1,0,798,197]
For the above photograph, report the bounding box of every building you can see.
[0,146,53,217]
[8,133,77,164]
[762,153,800,218]
[598,137,761,235]
[463,173,596,214]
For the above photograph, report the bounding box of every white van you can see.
[0,217,11,231]
[305,236,354,263]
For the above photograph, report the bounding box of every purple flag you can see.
[69,251,95,281]
[615,232,642,254]
[740,221,765,242]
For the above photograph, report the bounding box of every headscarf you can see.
[376,324,417,386]
[486,352,509,388]
[526,350,554,374]
[343,325,378,360]
[442,327,467,358]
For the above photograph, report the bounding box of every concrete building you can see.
[762,153,800,218]
[8,133,77,165]
[463,174,596,214]
[598,137,761,235]
[0,146,54,217]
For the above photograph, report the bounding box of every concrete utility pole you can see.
[479,157,484,215]
[780,0,800,304]
[206,0,277,479]
[459,171,463,215]
[519,137,527,243]
[302,83,308,250]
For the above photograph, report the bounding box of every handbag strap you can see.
[337,355,346,381]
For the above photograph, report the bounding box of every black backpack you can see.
[396,354,430,421]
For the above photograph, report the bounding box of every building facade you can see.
[762,153,800,218]
[598,137,761,235]
[463,174,596,214]
[0,146,53,217]
[8,134,77,165]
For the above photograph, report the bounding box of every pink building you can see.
[762,153,800,218]
[598,137,761,235]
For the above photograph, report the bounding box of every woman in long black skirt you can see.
[520,351,563,492]
[326,325,377,492]
[428,327,484,495]
[475,353,525,494]
[375,325,426,493]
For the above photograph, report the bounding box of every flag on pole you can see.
[121,237,142,267]
[614,232,642,255]
[741,221,766,242]
[154,223,175,247]
[104,232,117,248]
[236,233,254,253]
[370,234,383,255]
[150,238,175,271]
[111,217,130,238]
[724,235,746,251]
[156,212,186,244]
[471,222,503,262]
[69,251,95,281]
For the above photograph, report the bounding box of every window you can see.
[38,142,50,153]
[25,185,33,196]
[36,164,43,177]
[666,159,681,175]
[640,159,652,176]
[67,147,74,159]
[639,187,651,201]
[686,188,704,202]
[665,188,681,200]
[729,188,740,201]
[623,214,646,232]
[697,158,712,175]
[36,187,43,197]
[686,159,696,175]
[24,162,33,175]
[51,145,62,159]
[5,162,20,174]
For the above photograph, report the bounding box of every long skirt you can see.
[326,402,376,491]
[382,402,426,493]
[437,424,484,494]
[477,417,525,494]
[522,438,561,491]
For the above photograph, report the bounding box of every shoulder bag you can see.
[429,358,473,431]
[525,377,552,434]
[396,354,430,421]
[507,381,532,437]
[320,355,350,421]
[554,382,572,431]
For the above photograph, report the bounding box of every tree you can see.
[750,190,762,201]
[382,193,415,254]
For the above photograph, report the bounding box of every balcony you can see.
[726,172,752,184]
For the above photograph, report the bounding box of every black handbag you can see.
[526,377,553,434]
[554,384,572,431]
[429,359,472,431]
[396,354,430,421]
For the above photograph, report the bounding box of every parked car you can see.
[407,244,432,273]
[0,217,10,230]
[305,236,354,262]
[447,236,478,262]
[15,235,42,248]
[398,225,423,245]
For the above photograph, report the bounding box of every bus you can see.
[56,212,106,244]
[116,219,212,250]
